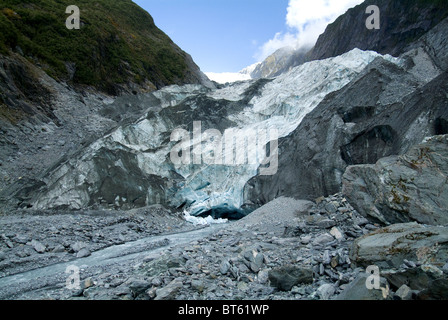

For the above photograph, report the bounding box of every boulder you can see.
[335,273,390,300]
[350,222,448,269]
[154,278,183,300]
[343,135,448,225]
[268,266,313,291]
[30,240,46,254]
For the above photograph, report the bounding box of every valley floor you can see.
[0,194,382,300]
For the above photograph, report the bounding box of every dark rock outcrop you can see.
[342,135,448,225]
[309,0,448,62]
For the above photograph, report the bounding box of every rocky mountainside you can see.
[250,47,308,79]
[309,0,448,61]
[244,16,448,207]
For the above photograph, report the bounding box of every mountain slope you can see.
[309,0,448,61]
[0,0,211,95]
[250,47,308,79]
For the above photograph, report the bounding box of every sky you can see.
[133,0,364,76]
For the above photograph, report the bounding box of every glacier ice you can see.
[31,49,404,217]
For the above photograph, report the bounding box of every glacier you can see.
[30,49,402,217]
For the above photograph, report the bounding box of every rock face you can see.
[244,17,448,207]
[250,47,309,79]
[343,135,448,225]
[308,0,448,61]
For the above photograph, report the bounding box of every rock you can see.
[219,260,231,275]
[268,266,313,291]
[312,233,334,246]
[30,240,46,254]
[383,265,448,300]
[83,277,94,289]
[154,278,183,300]
[191,279,205,293]
[322,250,331,265]
[143,255,184,277]
[330,256,339,269]
[257,269,270,284]
[128,279,151,297]
[241,249,264,273]
[76,248,91,258]
[350,222,448,269]
[0,251,6,261]
[443,263,448,274]
[343,135,448,225]
[317,283,336,300]
[330,227,343,240]
[71,241,87,253]
[52,244,66,253]
[394,284,414,300]
[237,282,248,292]
[335,273,390,300]
[317,219,336,229]
[324,203,338,214]
[146,287,157,299]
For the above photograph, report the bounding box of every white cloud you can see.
[256,0,364,61]
[205,72,252,84]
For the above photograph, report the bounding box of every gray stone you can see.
[71,241,87,253]
[128,279,151,297]
[257,269,270,284]
[322,250,331,265]
[0,251,6,261]
[335,273,390,300]
[383,265,448,299]
[443,263,448,274]
[268,266,313,291]
[330,227,344,240]
[52,244,66,253]
[317,283,336,300]
[190,279,205,293]
[394,284,413,300]
[154,278,183,300]
[350,222,448,269]
[219,260,231,275]
[76,248,91,258]
[312,233,334,246]
[30,240,46,254]
[317,219,336,229]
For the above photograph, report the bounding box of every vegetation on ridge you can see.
[0,0,191,94]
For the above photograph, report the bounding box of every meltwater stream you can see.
[0,224,227,299]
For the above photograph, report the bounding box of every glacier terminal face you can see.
[30,49,401,216]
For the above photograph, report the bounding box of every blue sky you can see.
[133,0,363,73]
